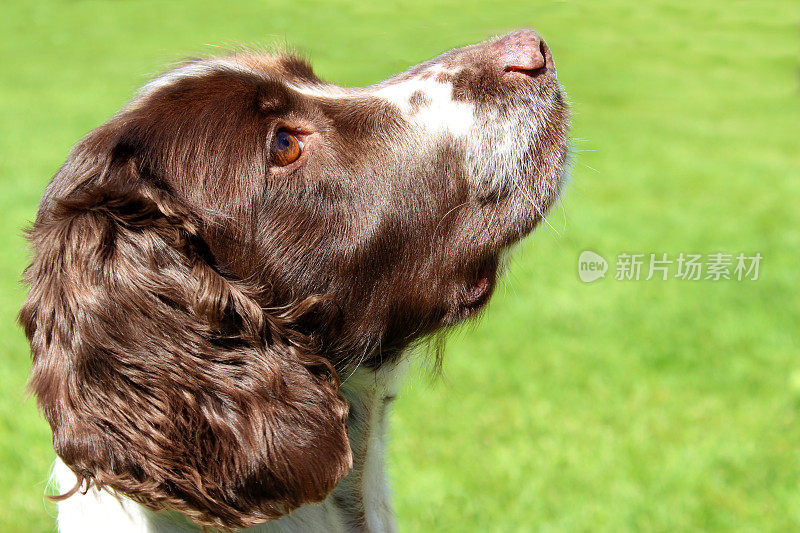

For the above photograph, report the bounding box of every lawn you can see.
[1,0,798,531]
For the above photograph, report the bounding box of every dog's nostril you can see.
[539,40,551,67]
[495,29,555,76]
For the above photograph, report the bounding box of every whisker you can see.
[519,184,562,239]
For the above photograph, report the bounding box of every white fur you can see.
[372,77,474,137]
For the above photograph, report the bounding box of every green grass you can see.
[1,0,798,531]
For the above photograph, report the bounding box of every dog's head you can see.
[20,30,569,530]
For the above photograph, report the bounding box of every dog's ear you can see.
[19,127,352,531]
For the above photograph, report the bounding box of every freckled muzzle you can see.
[372,29,569,217]
[441,30,571,238]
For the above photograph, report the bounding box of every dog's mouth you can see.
[459,255,500,311]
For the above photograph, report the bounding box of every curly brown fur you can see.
[20,162,351,530]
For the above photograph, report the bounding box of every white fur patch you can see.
[372,77,474,137]
[53,459,161,533]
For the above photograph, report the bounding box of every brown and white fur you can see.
[53,362,406,532]
[21,30,570,532]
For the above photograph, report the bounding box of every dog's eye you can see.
[272,131,304,166]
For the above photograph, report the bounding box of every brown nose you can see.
[494,29,555,75]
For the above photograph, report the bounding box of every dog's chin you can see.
[445,154,567,326]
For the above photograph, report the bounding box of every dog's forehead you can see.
[139,49,477,139]
[138,52,317,96]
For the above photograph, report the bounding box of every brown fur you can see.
[19,31,569,532]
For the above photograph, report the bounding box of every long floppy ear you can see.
[19,134,352,530]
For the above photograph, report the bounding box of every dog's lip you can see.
[461,256,499,309]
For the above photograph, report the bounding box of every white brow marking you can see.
[137,59,258,98]
[285,82,352,98]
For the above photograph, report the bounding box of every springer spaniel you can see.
[20,29,570,532]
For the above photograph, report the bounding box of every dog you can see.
[19,29,570,532]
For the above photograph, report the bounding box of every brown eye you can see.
[272,131,304,166]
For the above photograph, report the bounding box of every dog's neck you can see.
[54,361,407,533]
[328,361,407,532]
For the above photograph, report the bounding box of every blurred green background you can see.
[1,0,798,531]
